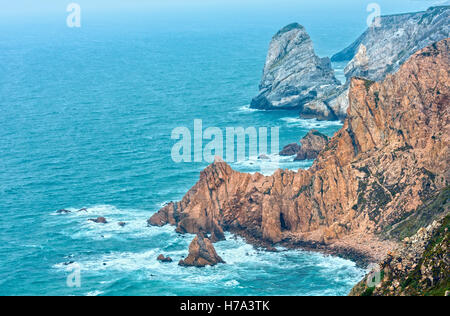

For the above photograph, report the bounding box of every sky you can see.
[1,0,448,17]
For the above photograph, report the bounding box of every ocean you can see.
[0,1,436,296]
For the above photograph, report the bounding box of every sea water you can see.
[0,1,435,295]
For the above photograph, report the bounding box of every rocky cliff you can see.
[250,23,342,120]
[150,39,449,265]
[332,6,450,83]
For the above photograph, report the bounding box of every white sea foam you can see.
[231,153,312,176]
[280,117,343,129]
[236,104,260,113]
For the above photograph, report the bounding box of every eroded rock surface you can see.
[178,234,225,267]
[280,129,330,161]
[294,130,330,161]
[332,6,450,83]
[151,39,449,261]
[250,23,341,119]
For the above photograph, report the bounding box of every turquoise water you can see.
[0,1,435,296]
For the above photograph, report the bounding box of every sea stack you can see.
[178,234,225,267]
[250,23,342,120]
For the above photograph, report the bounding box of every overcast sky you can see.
[1,0,448,17]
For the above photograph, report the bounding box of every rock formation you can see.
[250,23,342,119]
[279,143,300,156]
[150,39,449,263]
[157,254,173,263]
[280,129,330,161]
[89,217,107,224]
[295,130,330,161]
[332,6,450,83]
[178,234,225,267]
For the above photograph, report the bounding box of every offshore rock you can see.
[178,234,225,267]
[89,217,107,224]
[279,130,330,161]
[294,129,330,161]
[250,23,341,119]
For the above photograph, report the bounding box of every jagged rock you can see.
[279,143,301,156]
[294,130,330,161]
[89,217,107,224]
[178,234,225,267]
[280,130,330,160]
[332,6,450,83]
[250,23,341,119]
[150,40,449,261]
[157,254,173,263]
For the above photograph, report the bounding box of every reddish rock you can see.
[157,254,173,263]
[89,217,107,224]
[279,143,300,156]
[178,234,225,267]
[149,39,450,258]
[294,129,330,161]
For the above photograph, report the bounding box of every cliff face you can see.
[332,6,450,83]
[250,23,341,119]
[150,39,449,262]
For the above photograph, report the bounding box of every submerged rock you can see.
[118,222,126,227]
[56,209,71,214]
[250,23,341,119]
[178,234,225,267]
[157,254,173,263]
[89,217,107,224]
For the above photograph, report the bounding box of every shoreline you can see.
[226,228,396,268]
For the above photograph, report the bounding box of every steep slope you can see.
[250,23,341,119]
[350,208,449,296]
[150,39,450,262]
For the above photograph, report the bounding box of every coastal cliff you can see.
[332,6,450,83]
[251,7,449,121]
[250,23,342,120]
[150,39,450,267]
